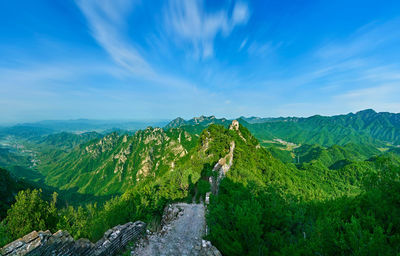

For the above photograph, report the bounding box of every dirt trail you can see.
[132,203,220,256]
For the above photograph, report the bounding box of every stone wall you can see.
[0,221,146,256]
[210,141,235,195]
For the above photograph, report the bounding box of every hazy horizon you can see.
[1,108,397,126]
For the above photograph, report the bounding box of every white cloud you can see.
[76,0,154,77]
[76,0,209,93]
[336,84,400,101]
[164,0,250,59]
[233,2,250,24]
[334,84,400,113]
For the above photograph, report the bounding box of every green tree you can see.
[5,189,58,239]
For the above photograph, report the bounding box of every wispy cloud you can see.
[247,41,273,57]
[3,0,400,122]
[315,19,400,61]
[76,0,211,93]
[76,0,154,77]
[164,0,250,59]
[334,83,400,112]
[259,19,400,88]
[239,38,248,50]
[237,18,400,116]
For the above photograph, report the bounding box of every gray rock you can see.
[1,221,146,256]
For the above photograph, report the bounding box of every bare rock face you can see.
[161,204,185,226]
[1,221,146,256]
[229,120,240,131]
[229,120,246,142]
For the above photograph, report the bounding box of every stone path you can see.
[131,203,221,256]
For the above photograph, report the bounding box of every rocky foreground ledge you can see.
[131,203,221,256]
[0,221,146,256]
[1,203,223,256]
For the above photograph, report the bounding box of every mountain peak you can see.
[165,116,230,129]
[356,109,377,115]
[165,117,186,129]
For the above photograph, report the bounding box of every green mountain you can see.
[33,131,101,151]
[166,110,400,149]
[0,131,101,181]
[294,143,380,167]
[0,125,54,140]
[7,119,169,133]
[0,147,30,168]
[204,123,400,255]
[241,109,400,147]
[38,128,198,195]
[266,142,380,165]
[239,116,277,123]
[165,115,230,130]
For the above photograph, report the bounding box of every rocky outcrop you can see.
[229,120,240,131]
[1,221,146,256]
[230,120,246,142]
[85,133,119,158]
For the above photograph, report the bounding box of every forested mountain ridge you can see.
[38,127,198,195]
[165,110,400,148]
[293,143,381,166]
[0,125,54,140]
[165,115,230,129]
[205,123,400,255]
[33,131,102,151]
[243,109,400,147]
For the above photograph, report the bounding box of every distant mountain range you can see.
[165,115,230,129]
[241,109,400,146]
[33,131,102,151]
[2,109,399,147]
[0,119,169,137]
[166,109,400,147]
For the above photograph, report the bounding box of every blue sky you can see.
[1,0,400,124]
